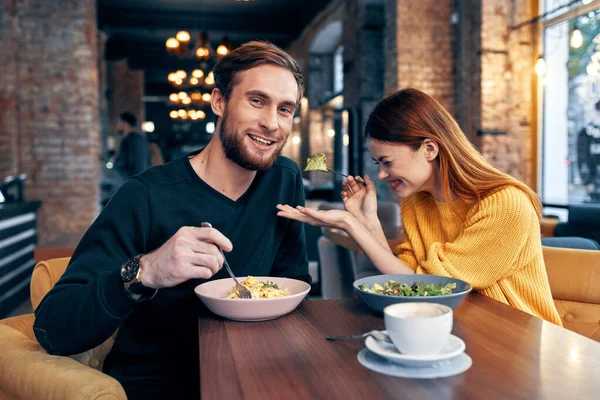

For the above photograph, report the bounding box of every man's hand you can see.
[139,226,233,289]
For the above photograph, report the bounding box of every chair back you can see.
[317,236,355,299]
[543,246,600,340]
[30,257,117,370]
[30,257,70,310]
[541,237,600,250]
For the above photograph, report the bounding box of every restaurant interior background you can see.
[1,0,600,318]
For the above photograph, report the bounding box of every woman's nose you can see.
[377,166,388,180]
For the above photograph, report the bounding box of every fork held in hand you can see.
[327,169,364,183]
[200,222,253,299]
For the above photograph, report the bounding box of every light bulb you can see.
[169,93,179,103]
[176,31,190,43]
[176,70,187,79]
[570,29,583,49]
[141,121,155,133]
[192,69,204,78]
[292,136,301,144]
[327,129,335,137]
[170,110,179,119]
[166,38,179,50]
[217,45,228,56]
[202,93,211,102]
[535,57,546,76]
[206,122,215,134]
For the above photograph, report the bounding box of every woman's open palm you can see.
[342,175,378,224]
[276,205,351,229]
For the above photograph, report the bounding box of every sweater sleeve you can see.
[270,168,311,284]
[415,188,538,290]
[33,178,151,356]
[396,241,418,271]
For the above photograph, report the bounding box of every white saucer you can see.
[358,348,472,379]
[365,332,465,368]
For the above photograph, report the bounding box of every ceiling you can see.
[98,0,334,96]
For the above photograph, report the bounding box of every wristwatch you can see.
[120,255,157,298]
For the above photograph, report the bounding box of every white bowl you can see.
[194,276,311,322]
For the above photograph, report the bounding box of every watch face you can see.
[121,257,140,283]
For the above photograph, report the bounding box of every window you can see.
[333,45,344,94]
[542,2,600,205]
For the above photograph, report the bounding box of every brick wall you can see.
[384,0,536,187]
[0,0,18,177]
[390,0,455,114]
[480,0,535,184]
[107,59,144,135]
[0,0,100,244]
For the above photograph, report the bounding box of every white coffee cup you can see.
[383,302,453,356]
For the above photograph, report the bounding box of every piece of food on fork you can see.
[303,153,364,183]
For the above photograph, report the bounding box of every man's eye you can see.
[384,161,392,166]
[280,108,292,114]
[251,98,262,105]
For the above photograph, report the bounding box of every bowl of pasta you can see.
[194,276,311,321]
[353,274,472,313]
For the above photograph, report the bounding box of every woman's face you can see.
[367,138,438,199]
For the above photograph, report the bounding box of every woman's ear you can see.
[423,139,439,161]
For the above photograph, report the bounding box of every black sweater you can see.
[33,152,310,395]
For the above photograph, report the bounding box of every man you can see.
[33,41,309,399]
[113,112,151,187]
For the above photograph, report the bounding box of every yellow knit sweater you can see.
[396,186,562,326]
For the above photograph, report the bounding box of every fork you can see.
[200,222,253,299]
[326,169,364,183]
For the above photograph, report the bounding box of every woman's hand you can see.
[342,175,378,225]
[276,205,354,230]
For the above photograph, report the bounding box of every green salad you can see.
[359,280,456,297]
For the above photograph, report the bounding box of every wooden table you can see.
[198,294,600,399]
[323,227,404,254]
[34,232,82,263]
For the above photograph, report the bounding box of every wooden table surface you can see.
[323,227,404,254]
[198,294,599,399]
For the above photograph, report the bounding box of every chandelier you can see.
[165,31,231,60]
[165,31,232,122]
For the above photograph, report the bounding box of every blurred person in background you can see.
[113,112,151,188]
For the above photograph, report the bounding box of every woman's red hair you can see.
[365,88,542,222]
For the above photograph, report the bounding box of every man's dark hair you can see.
[119,112,138,128]
[213,41,305,104]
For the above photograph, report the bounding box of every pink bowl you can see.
[194,276,311,322]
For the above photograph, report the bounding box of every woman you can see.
[277,88,562,325]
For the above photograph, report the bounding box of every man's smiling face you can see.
[216,64,299,170]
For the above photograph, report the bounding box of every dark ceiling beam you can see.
[98,6,306,37]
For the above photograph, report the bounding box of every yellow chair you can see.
[543,246,600,341]
[541,215,559,238]
[0,258,125,400]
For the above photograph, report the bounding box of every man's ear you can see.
[423,138,439,161]
[211,88,225,118]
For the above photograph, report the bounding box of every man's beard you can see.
[219,113,284,171]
